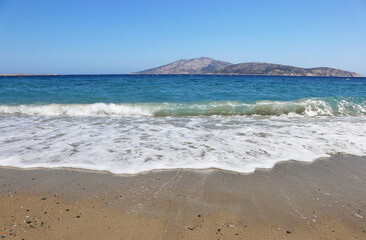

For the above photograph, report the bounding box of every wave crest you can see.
[0,97,365,117]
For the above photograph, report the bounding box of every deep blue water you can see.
[1,75,366,105]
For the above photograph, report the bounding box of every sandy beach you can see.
[2,0,366,239]
[0,155,365,239]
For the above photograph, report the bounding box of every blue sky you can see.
[0,0,365,74]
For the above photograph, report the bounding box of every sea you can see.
[0,74,366,174]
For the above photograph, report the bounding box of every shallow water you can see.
[1,75,365,173]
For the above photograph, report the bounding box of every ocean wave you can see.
[1,114,366,174]
[0,97,365,117]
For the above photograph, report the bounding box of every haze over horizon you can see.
[0,0,365,75]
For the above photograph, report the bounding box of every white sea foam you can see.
[0,115,365,174]
[0,103,154,117]
[0,97,365,117]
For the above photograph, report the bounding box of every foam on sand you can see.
[0,115,365,174]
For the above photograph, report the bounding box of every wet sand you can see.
[1,155,366,239]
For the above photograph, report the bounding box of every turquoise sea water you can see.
[0,75,366,173]
[1,74,366,103]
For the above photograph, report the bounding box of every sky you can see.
[0,0,365,75]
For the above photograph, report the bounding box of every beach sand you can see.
[1,155,366,239]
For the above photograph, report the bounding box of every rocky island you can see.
[134,57,363,77]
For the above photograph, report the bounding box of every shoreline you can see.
[0,153,357,177]
[1,154,366,239]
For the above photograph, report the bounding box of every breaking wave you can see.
[0,97,365,117]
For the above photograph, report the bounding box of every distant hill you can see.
[134,57,363,77]
[134,57,232,74]
[214,62,362,77]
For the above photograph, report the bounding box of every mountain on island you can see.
[133,57,363,77]
[134,57,232,74]
[213,62,363,77]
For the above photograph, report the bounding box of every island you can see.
[133,57,363,77]
[0,74,57,76]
